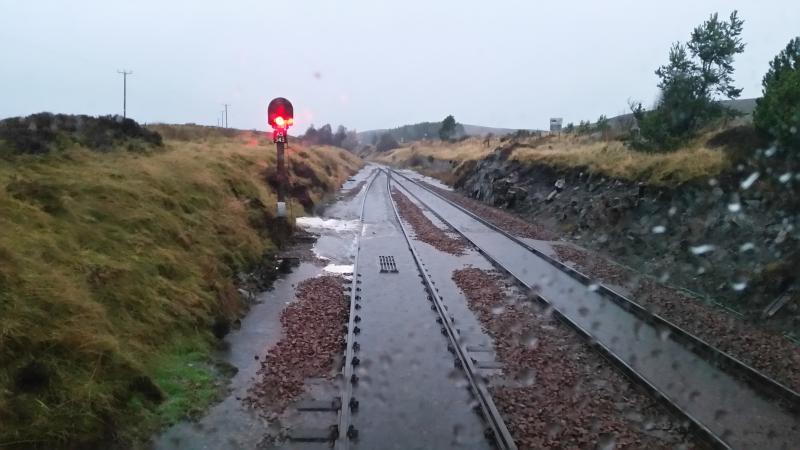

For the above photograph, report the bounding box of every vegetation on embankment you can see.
[0,117,361,448]
[373,128,736,187]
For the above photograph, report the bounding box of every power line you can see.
[116,70,133,118]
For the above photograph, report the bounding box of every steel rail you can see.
[388,170,732,449]
[385,170,518,450]
[391,169,800,415]
[334,168,380,450]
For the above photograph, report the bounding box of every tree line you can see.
[302,124,359,151]
[560,10,797,165]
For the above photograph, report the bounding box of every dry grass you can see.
[373,137,492,165]
[512,133,730,185]
[0,125,361,448]
[374,132,731,186]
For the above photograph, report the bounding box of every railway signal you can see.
[267,97,294,218]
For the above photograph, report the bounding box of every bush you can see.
[0,113,162,154]
[754,37,800,154]
[375,133,400,152]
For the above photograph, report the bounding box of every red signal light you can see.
[268,97,294,130]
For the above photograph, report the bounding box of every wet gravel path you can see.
[452,268,695,449]
[245,276,347,414]
[423,182,556,240]
[391,187,469,256]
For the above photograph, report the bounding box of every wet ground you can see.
[152,166,375,449]
[347,170,492,450]
[392,172,800,449]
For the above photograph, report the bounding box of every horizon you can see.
[1,1,798,132]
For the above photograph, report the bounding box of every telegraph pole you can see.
[223,104,230,128]
[117,70,133,118]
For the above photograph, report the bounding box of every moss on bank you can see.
[0,124,361,448]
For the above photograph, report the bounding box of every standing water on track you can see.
[152,166,376,449]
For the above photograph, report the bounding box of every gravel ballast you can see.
[391,187,468,255]
[246,276,347,414]
[634,280,800,393]
[556,241,800,394]
[430,179,800,398]
[453,268,694,449]
[423,181,556,240]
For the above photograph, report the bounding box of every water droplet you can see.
[516,368,536,386]
[731,280,747,291]
[779,172,792,183]
[739,242,755,252]
[597,433,617,450]
[668,206,677,216]
[740,172,760,190]
[652,225,666,234]
[727,203,741,213]
[690,244,715,255]
[764,146,777,157]
[522,331,538,348]
[587,282,600,292]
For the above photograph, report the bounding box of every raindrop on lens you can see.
[597,433,617,450]
[690,244,715,255]
[652,225,666,234]
[732,280,747,291]
[740,172,760,190]
[739,242,755,252]
[779,172,792,183]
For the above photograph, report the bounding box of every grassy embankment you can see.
[0,123,361,448]
[373,129,736,186]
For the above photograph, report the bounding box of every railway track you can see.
[388,168,800,449]
[325,168,514,449]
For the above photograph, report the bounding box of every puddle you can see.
[153,263,321,450]
[295,216,360,232]
[322,263,354,274]
[152,165,375,449]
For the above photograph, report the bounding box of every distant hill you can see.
[606,97,758,130]
[357,122,538,145]
[359,98,757,144]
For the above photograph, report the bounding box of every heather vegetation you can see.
[0,118,361,448]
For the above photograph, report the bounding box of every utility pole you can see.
[220,111,225,128]
[223,104,230,128]
[117,70,133,118]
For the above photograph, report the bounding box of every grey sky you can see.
[1,0,798,132]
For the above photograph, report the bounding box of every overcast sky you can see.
[1,1,798,132]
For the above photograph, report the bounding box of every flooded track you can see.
[153,165,798,450]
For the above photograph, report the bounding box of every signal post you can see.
[267,97,294,219]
